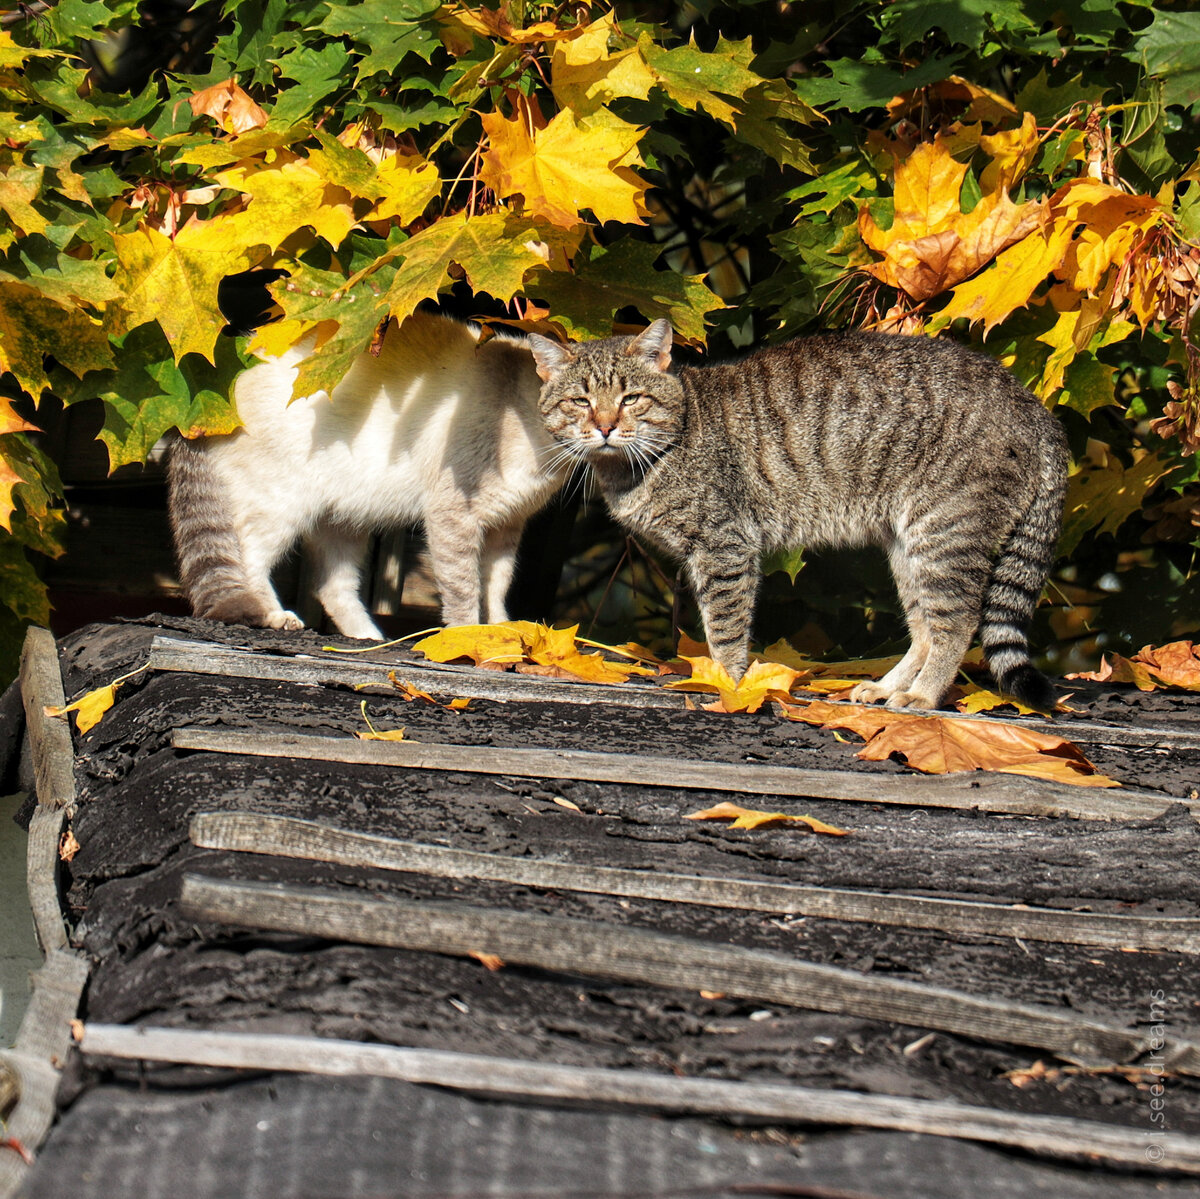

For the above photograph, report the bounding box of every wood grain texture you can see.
[78,1024,1200,1173]
[18,626,75,812]
[189,810,1200,953]
[146,633,1200,750]
[25,807,67,954]
[172,725,1180,822]
[179,873,1154,1068]
[0,950,89,1195]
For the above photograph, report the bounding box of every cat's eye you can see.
[565,396,590,408]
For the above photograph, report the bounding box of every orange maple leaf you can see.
[187,77,267,135]
[1067,641,1200,692]
[779,701,1118,788]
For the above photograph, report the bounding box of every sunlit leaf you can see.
[685,801,849,835]
[665,655,801,713]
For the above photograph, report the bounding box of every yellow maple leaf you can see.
[523,623,653,683]
[550,12,656,115]
[0,397,36,437]
[479,105,649,229]
[685,801,849,835]
[978,111,1040,193]
[0,452,21,533]
[45,684,117,735]
[858,138,1045,302]
[110,220,251,362]
[930,217,1075,333]
[665,655,801,713]
[369,154,441,224]
[411,621,540,668]
[356,700,407,740]
[953,683,1040,716]
[215,155,358,252]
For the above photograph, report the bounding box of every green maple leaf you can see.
[1139,8,1200,112]
[54,325,248,470]
[640,34,761,129]
[264,262,392,401]
[0,279,113,396]
[0,534,50,624]
[211,0,292,87]
[318,0,443,84]
[531,237,724,344]
[269,42,352,127]
[1059,452,1175,557]
[381,212,548,324]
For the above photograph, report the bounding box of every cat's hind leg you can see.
[867,524,990,710]
[307,523,382,640]
[852,542,931,705]
[480,519,525,624]
[231,515,306,630]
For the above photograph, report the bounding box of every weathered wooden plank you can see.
[25,807,67,954]
[147,634,683,710]
[18,626,75,812]
[179,873,1153,1068]
[146,633,1200,750]
[77,1024,1200,1173]
[0,950,89,1195]
[189,810,1200,954]
[172,725,1182,822]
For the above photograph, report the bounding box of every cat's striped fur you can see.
[529,320,1068,710]
[169,312,564,639]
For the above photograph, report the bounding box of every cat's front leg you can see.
[685,544,760,680]
[424,506,485,627]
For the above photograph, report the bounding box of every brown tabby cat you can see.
[528,320,1068,711]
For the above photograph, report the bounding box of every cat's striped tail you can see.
[978,430,1069,712]
[167,436,261,625]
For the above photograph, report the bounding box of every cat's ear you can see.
[625,319,674,371]
[527,334,575,383]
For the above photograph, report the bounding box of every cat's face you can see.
[528,320,684,473]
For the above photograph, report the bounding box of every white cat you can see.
[169,312,565,639]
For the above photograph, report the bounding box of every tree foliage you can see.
[0,0,1197,679]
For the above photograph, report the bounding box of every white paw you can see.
[850,681,891,705]
[265,609,305,631]
[884,689,938,711]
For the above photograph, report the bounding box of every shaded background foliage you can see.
[0,0,1197,685]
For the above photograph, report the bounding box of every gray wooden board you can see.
[18,626,75,812]
[179,873,1156,1068]
[145,632,1200,750]
[189,810,1200,953]
[171,725,1186,822]
[0,950,89,1197]
[79,1024,1200,1173]
[20,1072,1194,1199]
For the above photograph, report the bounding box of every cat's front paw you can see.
[264,609,305,631]
[883,689,938,711]
[849,681,891,705]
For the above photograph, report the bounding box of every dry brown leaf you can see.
[953,683,1041,716]
[1067,640,1200,692]
[552,796,582,811]
[187,77,268,134]
[685,801,849,836]
[778,700,1118,787]
[665,656,801,713]
[59,828,80,862]
[447,697,472,711]
[390,677,436,703]
[469,951,505,971]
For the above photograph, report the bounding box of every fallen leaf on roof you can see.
[685,800,849,835]
[778,700,1118,787]
[411,621,654,683]
[59,828,80,861]
[43,663,148,734]
[356,701,407,741]
[953,683,1042,716]
[391,678,436,703]
[665,656,803,713]
[1066,640,1200,692]
[469,951,505,971]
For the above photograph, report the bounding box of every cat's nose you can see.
[596,422,615,437]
